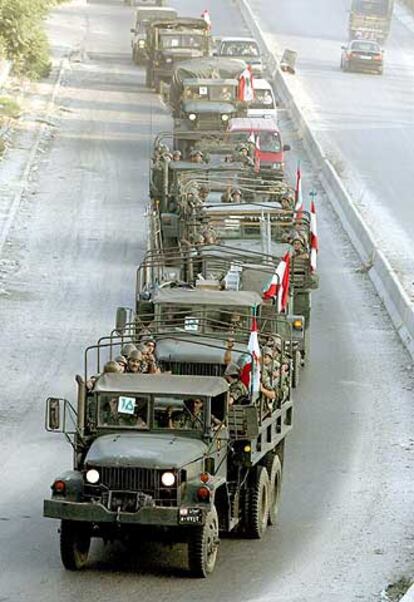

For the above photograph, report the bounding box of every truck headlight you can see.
[165,57,173,64]
[188,113,197,121]
[221,114,229,122]
[85,469,100,484]
[272,162,282,169]
[161,471,175,487]
[138,40,145,48]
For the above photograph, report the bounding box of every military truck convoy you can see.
[43,3,319,578]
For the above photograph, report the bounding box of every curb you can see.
[0,57,68,256]
[236,0,414,360]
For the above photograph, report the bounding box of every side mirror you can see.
[47,397,61,430]
[115,306,133,334]
[130,28,136,34]
[341,45,346,50]
[45,397,77,433]
[283,144,291,151]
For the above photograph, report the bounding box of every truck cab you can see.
[146,18,211,92]
[130,6,177,65]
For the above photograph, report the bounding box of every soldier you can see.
[221,187,242,204]
[143,338,161,374]
[260,347,277,410]
[238,145,254,167]
[114,355,128,373]
[121,343,137,359]
[280,361,290,403]
[172,149,182,161]
[198,184,209,202]
[224,363,249,405]
[127,349,144,374]
[168,398,204,430]
[190,149,204,164]
[292,237,309,260]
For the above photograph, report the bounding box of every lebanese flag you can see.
[238,65,255,102]
[201,9,212,30]
[254,135,261,173]
[240,313,261,395]
[294,163,304,221]
[278,252,290,312]
[262,252,290,312]
[310,200,319,272]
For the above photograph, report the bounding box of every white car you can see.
[216,36,263,75]
[247,79,278,121]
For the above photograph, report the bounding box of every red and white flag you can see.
[201,9,212,29]
[240,313,261,395]
[262,251,291,312]
[294,163,304,221]
[310,200,319,272]
[238,65,255,103]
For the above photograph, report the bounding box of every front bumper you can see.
[349,58,382,71]
[44,499,205,526]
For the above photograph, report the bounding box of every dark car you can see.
[340,39,384,74]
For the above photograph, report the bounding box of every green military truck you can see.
[145,18,211,92]
[44,320,293,576]
[168,58,249,156]
[130,6,177,65]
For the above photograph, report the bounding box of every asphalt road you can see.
[0,1,413,601]
[246,0,414,298]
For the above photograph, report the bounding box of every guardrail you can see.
[236,0,414,359]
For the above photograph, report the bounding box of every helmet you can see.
[231,188,241,196]
[191,149,203,158]
[103,360,122,374]
[128,349,142,361]
[115,355,128,366]
[121,343,137,357]
[224,363,240,377]
[262,346,273,358]
[172,149,182,158]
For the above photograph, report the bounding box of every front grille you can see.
[160,360,224,377]
[92,466,180,507]
[195,115,226,131]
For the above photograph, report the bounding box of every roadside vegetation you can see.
[0,0,66,79]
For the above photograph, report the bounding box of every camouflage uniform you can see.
[229,380,248,403]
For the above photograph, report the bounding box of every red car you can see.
[227,117,290,177]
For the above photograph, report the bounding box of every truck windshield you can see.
[154,396,205,430]
[230,131,281,152]
[220,41,260,57]
[183,85,234,102]
[249,89,275,109]
[98,394,149,429]
[160,34,204,49]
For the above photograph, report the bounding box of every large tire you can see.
[292,349,301,388]
[188,507,219,578]
[265,454,282,526]
[60,520,91,571]
[245,466,270,539]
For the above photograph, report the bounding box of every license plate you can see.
[179,507,203,525]
[359,55,372,60]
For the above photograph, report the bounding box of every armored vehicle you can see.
[44,323,293,576]
[130,7,177,65]
[145,18,211,92]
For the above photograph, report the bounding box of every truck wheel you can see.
[154,76,161,94]
[266,454,282,526]
[245,466,270,539]
[188,507,219,578]
[292,349,301,388]
[60,520,91,571]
